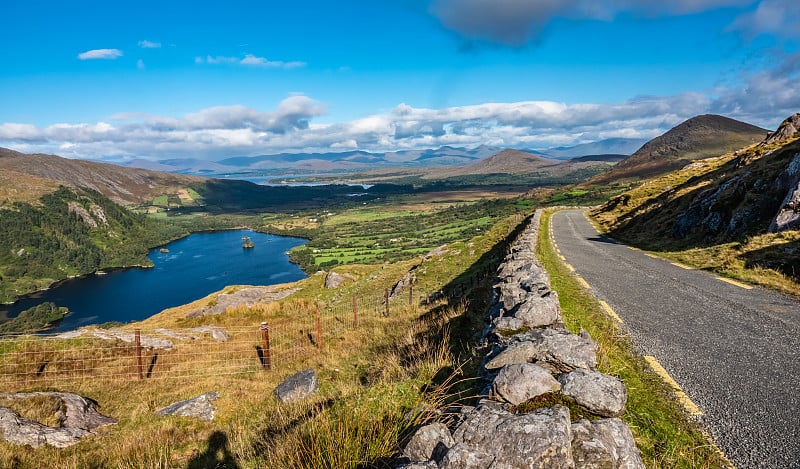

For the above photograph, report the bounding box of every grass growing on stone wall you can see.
[537,209,731,469]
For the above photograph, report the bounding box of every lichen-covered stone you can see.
[274,369,319,404]
[490,363,561,406]
[571,418,645,468]
[559,369,627,417]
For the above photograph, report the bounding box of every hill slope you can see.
[589,114,768,184]
[0,148,203,205]
[592,112,800,285]
[0,186,186,302]
[424,148,619,181]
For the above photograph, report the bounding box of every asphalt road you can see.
[551,209,800,469]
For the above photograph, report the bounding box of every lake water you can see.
[0,230,307,332]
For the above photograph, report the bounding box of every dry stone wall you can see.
[400,210,644,468]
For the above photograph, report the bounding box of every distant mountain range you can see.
[121,139,645,177]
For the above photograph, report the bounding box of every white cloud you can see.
[196,54,307,69]
[429,0,753,46]
[138,40,162,49]
[729,0,800,38]
[2,60,797,162]
[78,49,123,60]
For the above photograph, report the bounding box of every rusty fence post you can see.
[134,329,143,380]
[260,322,271,370]
[353,295,358,327]
[384,289,390,317]
[316,308,323,350]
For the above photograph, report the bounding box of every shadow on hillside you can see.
[187,431,239,469]
[599,142,799,253]
[741,239,800,281]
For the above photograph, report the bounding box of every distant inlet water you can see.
[0,230,307,332]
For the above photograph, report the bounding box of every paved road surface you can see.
[551,209,800,469]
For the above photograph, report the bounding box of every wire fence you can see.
[0,287,427,388]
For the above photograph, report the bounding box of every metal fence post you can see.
[316,308,323,350]
[134,329,143,380]
[260,322,271,370]
[353,295,358,327]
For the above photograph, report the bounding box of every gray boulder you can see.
[559,369,628,417]
[484,340,539,370]
[274,369,319,404]
[403,422,453,463]
[487,328,597,373]
[439,443,495,468]
[0,392,116,448]
[157,392,219,422]
[324,271,349,289]
[571,418,645,468]
[452,403,575,468]
[513,292,561,328]
[492,316,525,333]
[490,363,561,406]
[396,462,439,469]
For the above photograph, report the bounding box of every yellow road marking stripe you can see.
[716,277,753,290]
[559,255,566,261]
[671,262,694,270]
[598,300,623,324]
[627,246,640,251]
[565,263,575,272]
[576,276,591,289]
[643,356,704,416]
[644,253,659,259]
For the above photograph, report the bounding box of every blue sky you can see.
[1,0,798,160]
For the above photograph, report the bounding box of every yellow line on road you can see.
[644,253,659,259]
[598,300,623,324]
[627,246,640,251]
[716,277,753,290]
[565,263,576,272]
[643,356,703,416]
[671,262,694,270]
[559,254,566,261]
[576,276,591,289]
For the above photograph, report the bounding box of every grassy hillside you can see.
[0,147,204,206]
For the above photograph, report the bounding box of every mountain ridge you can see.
[589,114,768,184]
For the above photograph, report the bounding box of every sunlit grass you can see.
[539,209,730,468]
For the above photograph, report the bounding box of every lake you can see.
[0,230,307,332]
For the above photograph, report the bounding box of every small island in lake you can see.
[242,236,255,249]
[160,248,170,253]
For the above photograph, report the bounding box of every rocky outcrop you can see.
[769,152,800,233]
[763,113,800,146]
[157,392,219,422]
[186,286,298,318]
[56,325,230,346]
[391,272,417,299]
[0,392,116,448]
[399,211,643,468]
[324,271,353,289]
[274,369,319,404]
